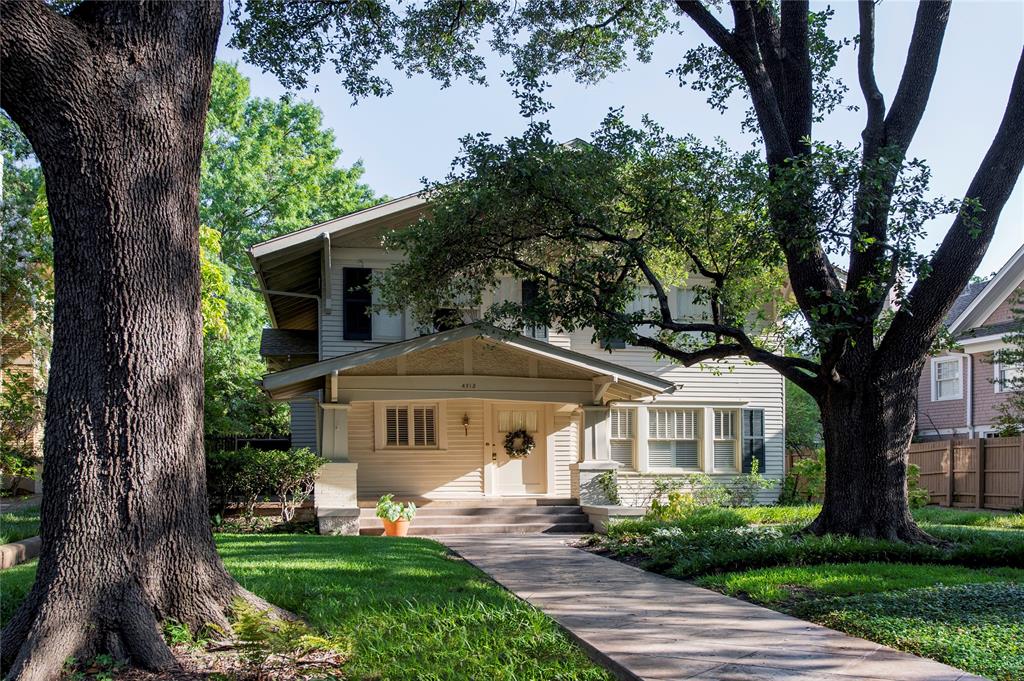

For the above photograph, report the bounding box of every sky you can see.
[216,1,1024,278]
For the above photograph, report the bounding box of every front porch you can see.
[260,324,674,534]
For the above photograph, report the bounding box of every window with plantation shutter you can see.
[413,406,436,447]
[380,403,439,449]
[713,409,737,471]
[609,408,634,470]
[647,408,701,469]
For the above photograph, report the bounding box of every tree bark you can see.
[808,361,936,541]
[0,3,271,679]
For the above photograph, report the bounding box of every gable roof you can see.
[260,323,675,401]
[248,193,429,330]
[948,243,1024,336]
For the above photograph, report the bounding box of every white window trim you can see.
[993,360,1020,394]
[373,401,448,451]
[930,355,964,402]
[646,407,703,472]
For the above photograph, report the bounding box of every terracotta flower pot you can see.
[382,518,410,537]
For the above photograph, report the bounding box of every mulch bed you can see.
[71,645,346,680]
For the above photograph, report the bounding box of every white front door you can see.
[492,404,547,494]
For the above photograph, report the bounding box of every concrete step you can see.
[360,512,587,527]
[360,522,593,536]
[356,497,578,508]
[358,505,586,518]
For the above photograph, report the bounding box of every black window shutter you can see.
[522,280,539,308]
[342,268,373,340]
[741,408,765,473]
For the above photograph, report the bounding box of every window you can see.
[380,404,438,448]
[740,409,765,474]
[932,357,963,401]
[342,268,372,341]
[648,408,700,469]
[713,409,738,472]
[995,362,1020,393]
[609,408,635,470]
[521,280,548,340]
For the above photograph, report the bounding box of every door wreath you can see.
[503,429,535,458]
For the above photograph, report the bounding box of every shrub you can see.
[779,453,930,508]
[907,463,931,509]
[206,447,325,523]
[726,459,776,507]
[594,470,620,505]
[232,598,349,676]
[779,449,825,504]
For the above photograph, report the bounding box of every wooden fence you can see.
[909,436,1024,511]
[205,434,291,453]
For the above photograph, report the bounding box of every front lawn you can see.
[587,505,1024,680]
[0,507,40,545]
[2,535,613,681]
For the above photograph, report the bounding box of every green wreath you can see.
[503,429,535,458]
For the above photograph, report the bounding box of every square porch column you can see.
[315,403,359,535]
[581,405,611,461]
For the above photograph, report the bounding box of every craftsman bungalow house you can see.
[250,193,785,534]
[917,243,1023,440]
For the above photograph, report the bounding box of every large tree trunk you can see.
[0,3,269,679]
[807,361,935,542]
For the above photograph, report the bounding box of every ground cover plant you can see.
[2,535,613,681]
[586,505,1024,679]
[0,507,40,545]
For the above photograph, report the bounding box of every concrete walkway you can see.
[440,534,986,681]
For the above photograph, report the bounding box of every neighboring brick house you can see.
[916,243,1024,440]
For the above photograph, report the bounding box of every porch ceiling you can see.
[261,323,674,403]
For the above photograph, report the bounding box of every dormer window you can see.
[342,267,373,341]
[521,280,547,340]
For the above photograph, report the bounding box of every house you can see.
[250,193,786,534]
[916,243,1024,440]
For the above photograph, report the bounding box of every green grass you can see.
[801,583,1024,681]
[1,535,612,681]
[0,507,40,545]
[695,561,1024,603]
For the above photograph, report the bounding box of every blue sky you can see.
[217,1,1024,277]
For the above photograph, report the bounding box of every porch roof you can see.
[260,323,675,402]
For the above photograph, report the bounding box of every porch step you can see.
[356,497,578,508]
[358,501,592,536]
[358,505,585,519]
[360,522,593,536]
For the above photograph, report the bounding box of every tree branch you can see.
[0,0,93,138]
[856,0,886,155]
[883,0,951,152]
[881,45,1024,366]
[779,0,812,153]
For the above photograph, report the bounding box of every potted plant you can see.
[375,494,417,537]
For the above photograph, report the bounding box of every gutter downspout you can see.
[966,353,974,438]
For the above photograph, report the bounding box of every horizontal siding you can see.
[560,333,785,485]
[290,399,318,451]
[616,472,780,507]
[347,399,485,498]
[552,408,580,496]
[917,354,966,433]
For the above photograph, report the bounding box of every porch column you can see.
[573,405,619,505]
[315,403,359,535]
[581,405,611,461]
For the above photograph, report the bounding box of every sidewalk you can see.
[440,534,986,681]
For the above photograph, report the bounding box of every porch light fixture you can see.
[462,413,470,435]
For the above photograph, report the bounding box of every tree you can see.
[0,3,254,678]
[372,2,1024,542]
[0,2,484,676]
